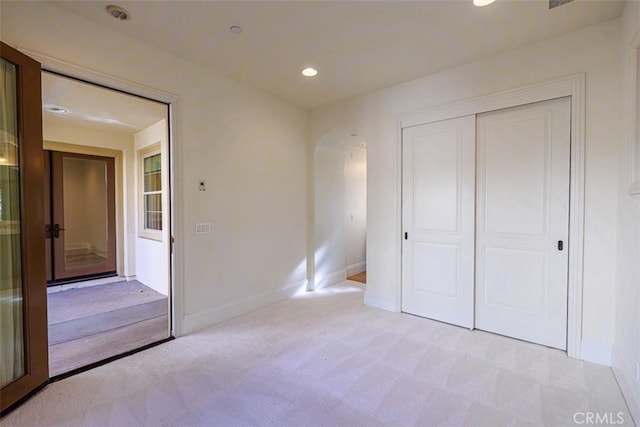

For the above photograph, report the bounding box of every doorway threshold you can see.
[47,274,120,294]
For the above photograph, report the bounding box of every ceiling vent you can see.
[549,0,574,10]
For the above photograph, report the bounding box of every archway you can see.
[312,130,367,289]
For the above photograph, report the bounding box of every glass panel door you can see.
[51,152,116,281]
[0,56,25,389]
[0,42,48,415]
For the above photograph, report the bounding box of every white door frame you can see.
[20,48,185,337]
[396,74,586,359]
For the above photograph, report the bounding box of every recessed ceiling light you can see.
[230,25,243,34]
[473,0,496,6]
[301,67,318,77]
[106,5,130,21]
[44,105,68,114]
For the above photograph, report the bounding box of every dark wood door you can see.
[44,151,52,282]
[49,151,116,281]
[0,42,49,414]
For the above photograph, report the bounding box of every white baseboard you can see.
[314,269,347,290]
[612,350,640,425]
[580,339,612,366]
[346,261,366,277]
[364,290,398,312]
[182,280,307,335]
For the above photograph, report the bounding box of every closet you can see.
[401,97,571,350]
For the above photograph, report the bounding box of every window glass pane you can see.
[144,193,162,230]
[143,154,161,192]
[0,57,25,386]
[144,171,161,192]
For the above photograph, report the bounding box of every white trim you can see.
[396,74,586,360]
[398,74,583,128]
[364,290,398,312]
[314,269,347,290]
[182,280,307,335]
[395,119,404,313]
[22,49,185,337]
[580,338,612,366]
[20,49,177,104]
[612,350,640,425]
[346,261,366,277]
[626,29,640,195]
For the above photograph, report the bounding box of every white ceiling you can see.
[50,0,625,109]
[42,71,167,135]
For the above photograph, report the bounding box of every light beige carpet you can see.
[4,282,633,426]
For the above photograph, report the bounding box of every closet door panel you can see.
[401,115,475,328]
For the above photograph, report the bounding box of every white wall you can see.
[43,119,136,278]
[344,146,367,276]
[311,19,623,365]
[2,1,309,335]
[134,119,169,296]
[613,2,640,422]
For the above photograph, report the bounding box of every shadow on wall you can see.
[313,129,367,291]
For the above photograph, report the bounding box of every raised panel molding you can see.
[481,112,552,237]
[482,248,549,315]
[412,243,459,298]
[411,126,461,233]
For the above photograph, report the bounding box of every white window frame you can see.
[138,143,163,240]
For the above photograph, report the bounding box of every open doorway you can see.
[313,131,367,288]
[41,71,172,377]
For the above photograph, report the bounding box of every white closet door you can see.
[475,97,571,350]
[401,115,475,328]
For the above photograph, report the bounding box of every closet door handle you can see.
[53,224,65,238]
[557,240,564,251]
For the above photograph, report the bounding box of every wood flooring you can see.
[47,280,169,377]
[347,271,366,284]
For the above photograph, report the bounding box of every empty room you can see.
[1,0,639,426]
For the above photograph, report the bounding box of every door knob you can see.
[557,240,564,251]
[53,224,65,238]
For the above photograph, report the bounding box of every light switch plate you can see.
[195,223,211,235]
